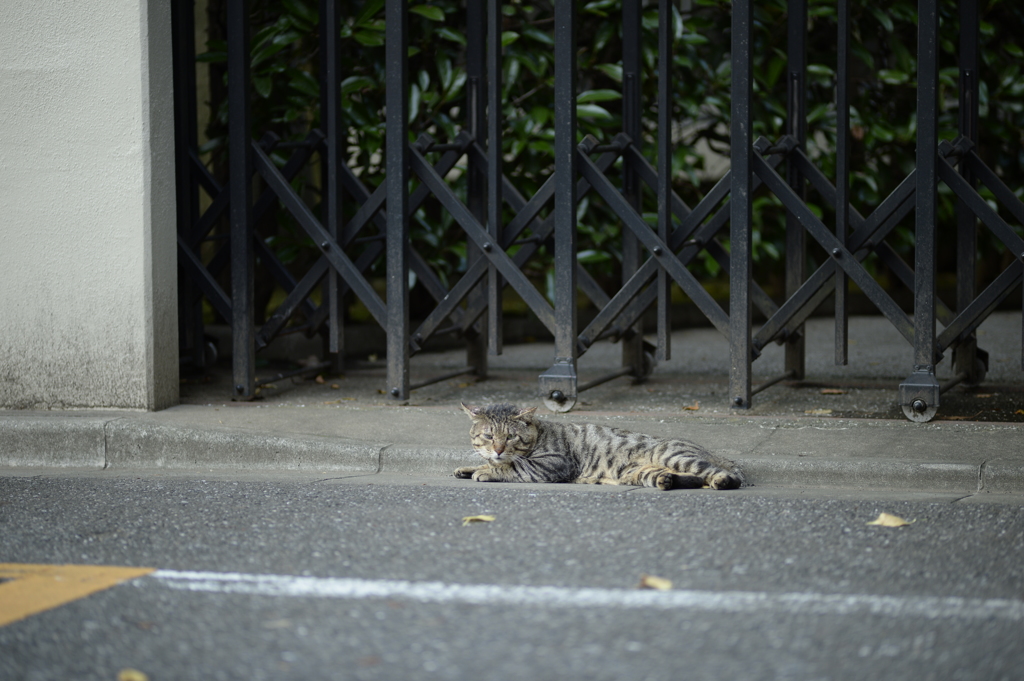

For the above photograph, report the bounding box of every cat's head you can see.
[460,402,539,465]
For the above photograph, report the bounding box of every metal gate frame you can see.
[172,0,1023,422]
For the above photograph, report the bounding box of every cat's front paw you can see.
[471,469,499,482]
[454,466,479,479]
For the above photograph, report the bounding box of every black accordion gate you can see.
[173,0,1023,422]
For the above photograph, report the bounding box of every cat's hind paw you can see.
[707,470,743,490]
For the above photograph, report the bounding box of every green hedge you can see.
[197,0,1024,318]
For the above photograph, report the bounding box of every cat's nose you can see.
[493,443,505,454]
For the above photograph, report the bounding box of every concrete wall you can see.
[0,0,179,410]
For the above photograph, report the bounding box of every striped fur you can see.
[454,403,744,490]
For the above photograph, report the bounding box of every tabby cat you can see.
[454,402,744,490]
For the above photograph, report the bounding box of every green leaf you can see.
[576,103,613,119]
[869,6,894,32]
[341,75,377,96]
[577,249,612,264]
[253,75,273,99]
[290,69,319,98]
[354,0,384,27]
[409,5,445,21]
[436,26,466,46]
[281,0,318,29]
[594,63,623,83]
[577,89,622,103]
[353,30,385,47]
[522,26,554,45]
[878,69,909,85]
[501,31,520,47]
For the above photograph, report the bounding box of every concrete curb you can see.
[2,410,1022,495]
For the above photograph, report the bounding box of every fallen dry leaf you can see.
[867,512,913,527]
[315,375,326,384]
[682,401,700,411]
[117,670,149,681]
[462,515,495,526]
[1016,409,1024,415]
[976,394,993,398]
[820,388,845,395]
[805,408,833,415]
[331,383,340,389]
[637,574,673,591]
[323,399,342,405]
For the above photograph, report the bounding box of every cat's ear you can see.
[514,406,537,421]
[460,402,482,419]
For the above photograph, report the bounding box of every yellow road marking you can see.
[0,563,155,627]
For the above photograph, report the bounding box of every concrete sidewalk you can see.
[2,314,1022,494]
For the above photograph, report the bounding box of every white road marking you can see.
[148,570,1024,621]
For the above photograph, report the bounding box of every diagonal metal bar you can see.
[753,152,916,346]
[442,139,623,345]
[939,156,1024,256]
[252,142,387,327]
[177,234,232,322]
[963,150,1024,225]
[785,147,955,327]
[583,152,787,347]
[409,146,557,335]
[937,260,1022,352]
[256,257,330,350]
[578,148,730,335]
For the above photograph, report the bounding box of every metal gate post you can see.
[320,0,345,373]
[227,0,256,400]
[486,0,504,357]
[539,0,579,412]
[385,0,410,401]
[784,0,807,380]
[171,0,205,369]
[834,0,851,365]
[464,0,488,379]
[900,0,941,422]
[954,0,984,383]
[729,0,754,409]
[620,0,645,378]
[656,0,673,362]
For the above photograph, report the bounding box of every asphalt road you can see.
[2,469,1023,681]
